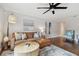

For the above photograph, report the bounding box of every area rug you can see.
[1,45,77,56]
[1,50,14,56]
[40,45,77,56]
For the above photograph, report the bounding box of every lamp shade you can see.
[8,14,16,24]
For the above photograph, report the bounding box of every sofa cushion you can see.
[34,33,39,39]
[15,32,22,40]
[22,33,27,40]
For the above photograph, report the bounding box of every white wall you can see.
[3,11,46,35]
[0,8,5,33]
[3,10,60,36]
[3,8,79,41]
[2,8,79,44]
[62,17,79,44]
[0,8,5,46]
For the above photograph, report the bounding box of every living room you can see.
[0,3,79,56]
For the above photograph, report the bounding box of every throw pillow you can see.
[15,33,22,40]
[22,33,27,40]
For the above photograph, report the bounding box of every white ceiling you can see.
[0,3,79,20]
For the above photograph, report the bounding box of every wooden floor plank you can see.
[49,37,79,56]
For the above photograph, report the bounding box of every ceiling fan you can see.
[37,3,67,14]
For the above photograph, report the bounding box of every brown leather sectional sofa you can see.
[10,32,52,50]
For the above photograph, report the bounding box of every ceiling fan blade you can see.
[37,7,49,9]
[49,3,54,5]
[54,3,61,7]
[54,7,67,9]
[43,9,50,14]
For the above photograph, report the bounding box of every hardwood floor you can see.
[48,37,79,56]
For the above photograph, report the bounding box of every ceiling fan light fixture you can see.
[52,10,55,14]
[37,3,67,14]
